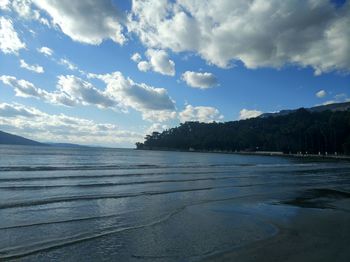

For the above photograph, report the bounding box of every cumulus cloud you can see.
[0,17,26,54]
[3,0,50,26]
[89,71,176,121]
[1,72,176,122]
[0,102,143,147]
[56,75,116,108]
[131,52,142,62]
[134,49,175,76]
[316,90,327,98]
[11,0,39,19]
[32,0,125,45]
[179,105,223,123]
[137,61,151,72]
[0,0,9,10]
[0,75,48,98]
[239,109,263,120]
[37,46,53,56]
[181,71,218,89]
[129,0,350,74]
[0,102,37,117]
[20,59,44,73]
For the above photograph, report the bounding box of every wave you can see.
[0,163,244,172]
[0,162,335,174]
[0,170,235,182]
[0,176,236,190]
[1,166,348,185]
[0,164,160,172]
[0,191,282,260]
[0,205,186,260]
[3,176,350,191]
[0,184,253,209]
[0,213,122,230]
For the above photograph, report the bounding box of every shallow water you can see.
[0,145,349,261]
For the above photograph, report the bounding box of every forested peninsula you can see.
[136,106,350,155]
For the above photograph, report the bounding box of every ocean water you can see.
[0,145,350,261]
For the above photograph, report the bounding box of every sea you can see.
[0,145,350,261]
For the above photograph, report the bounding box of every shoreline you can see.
[135,148,350,161]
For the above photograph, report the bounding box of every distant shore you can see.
[136,147,350,161]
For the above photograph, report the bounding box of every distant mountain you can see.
[46,143,89,148]
[0,130,43,146]
[0,130,93,148]
[260,101,350,118]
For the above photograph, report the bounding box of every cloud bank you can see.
[1,72,176,122]
[0,102,142,147]
[129,0,350,74]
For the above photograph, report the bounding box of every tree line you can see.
[136,109,350,155]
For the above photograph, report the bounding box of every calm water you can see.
[0,145,350,261]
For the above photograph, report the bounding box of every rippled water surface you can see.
[1,145,350,261]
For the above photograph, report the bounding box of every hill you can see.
[260,101,350,118]
[46,143,90,148]
[0,130,43,146]
[136,105,350,155]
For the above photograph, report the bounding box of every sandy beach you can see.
[203,189,350,262]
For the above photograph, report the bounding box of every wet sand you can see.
[203,190,350,262]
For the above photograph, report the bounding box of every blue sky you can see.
[0,0,349,147]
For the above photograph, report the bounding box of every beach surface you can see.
[0,145,349,261]
[203,190,350,262]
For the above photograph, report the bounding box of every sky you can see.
[0,0,349,147]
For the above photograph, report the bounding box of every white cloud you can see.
[20,59,44,73]
[1,72,176,122]
[137,61,151,72]
[181,71,218,89]
[133,49,175,76]
[89,71,176,121]
[60,58,77,71]
[146,49,175,76]
[0,102,37,117]
[0,17,26,54]
[129,0,350,74]
[3,0,50,26]
[11,0,40,19]
[56,75,116,108]
[37,46,53,56]
[0,0,9,10]
[316,90,327,98]
[0,75,76,106]
[179,105,223,123]
[0,75,48,98]
[33,0,125,45]
[131,52,142,62]
[321,93,350,105]
[142,110,176,122]
[146,123,168,135]
[239,109,263,120]
[0,103,143,147]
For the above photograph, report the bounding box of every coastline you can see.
[135,148,350,161]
